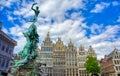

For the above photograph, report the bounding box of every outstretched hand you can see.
[33,3,37,5]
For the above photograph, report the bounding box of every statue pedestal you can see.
[9,60,47,76]
[17,67,33,76]
[17,60,37,76]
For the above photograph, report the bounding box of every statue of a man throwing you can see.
[29,3,40,23]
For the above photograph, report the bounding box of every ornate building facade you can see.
[77,45,88,76]
[65,40,78,76]
[53,37,66,76]
[100,48,120,76]
[77,45,97,76]
[88,45,97,58]
[36,32,54,76]
[37,32,97,76]
[0,26,17,75]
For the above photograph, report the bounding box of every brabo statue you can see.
[29,3,40,23]
[13,3,39,68]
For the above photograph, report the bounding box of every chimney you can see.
[0,21,2,30]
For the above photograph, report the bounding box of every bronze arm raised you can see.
[31,3,37,11]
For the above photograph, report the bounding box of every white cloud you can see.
[112,1,119,6]
[7,15,17,23]
[13,0,85,22]
[10,15,86,54]
[92,40,120,60]
[91,2,110,13]
[88,25,120,59]
[13,3,34,18]
[89,25,120,43]
[6,0,86,54]
[2,0,120,60]
[90,24,104,34]
[117,16,120,22]
[9,17,120,60]
[0,0,19,9]
[2,27,9,34]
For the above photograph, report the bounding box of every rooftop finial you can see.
[80,44,84,51]
[58,37,61,41]
[69,38,72,43]
[114,47,118,51]
[89,45,93,51]
[47,32,50,36]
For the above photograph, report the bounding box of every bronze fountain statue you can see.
[11,3,46,76]
[13,3,39,68]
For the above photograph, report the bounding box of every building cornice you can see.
[0,30,17,46]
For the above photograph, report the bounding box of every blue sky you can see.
[0,0,120,59]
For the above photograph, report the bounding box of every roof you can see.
[0,30,17,46]
[106,48,118,60]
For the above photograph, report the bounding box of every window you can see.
[0,43,1,49]
[1,58,5,67]
[117,60,119,64]
[6,47,9,53]
[41,48,44,51]
[116,66,118,70]
[58,47,60,50]
[0,56,2,65]
[50,48,52,51]
[9,49,12,55]
[114,60,116,64]
[43,47,45,51]
[5,60,9,68]
[2,45,5,51]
